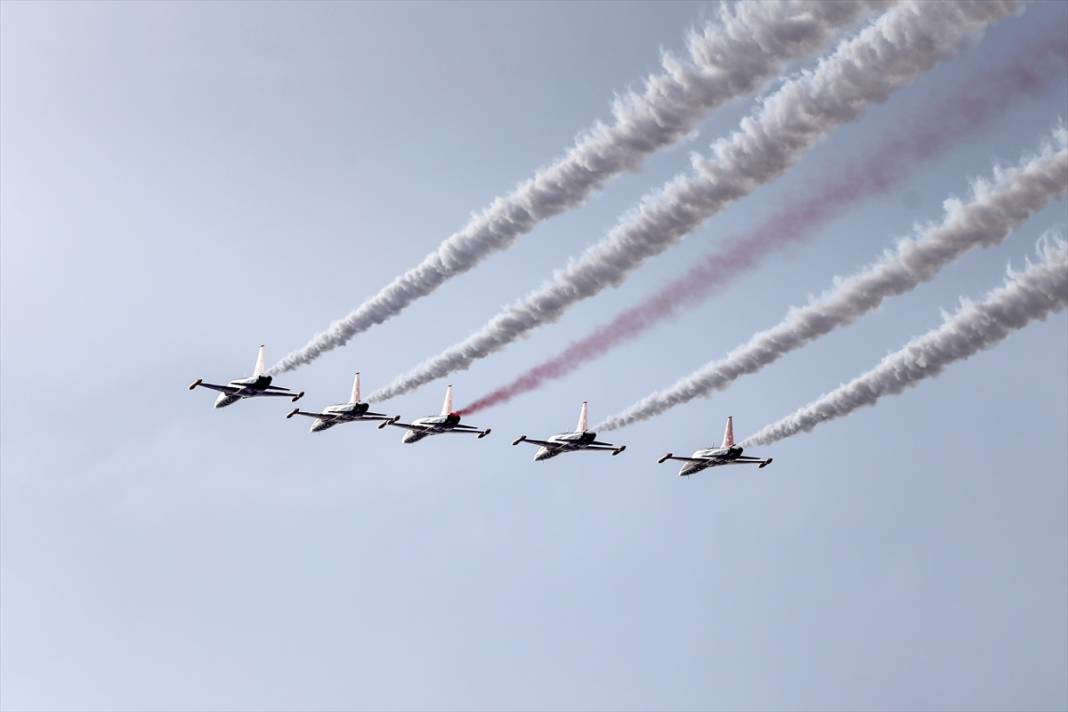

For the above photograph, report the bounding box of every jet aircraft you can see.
[656,416,773,476]
[388,385,491,443]
[512,401,626,461]
[285,372,399,432]
[188,345,304,408]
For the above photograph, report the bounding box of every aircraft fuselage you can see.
[214,375,275,408]
[534,431,602,460]
[306,401,369,431]
[402,413,462,443]
[678,445,744,475]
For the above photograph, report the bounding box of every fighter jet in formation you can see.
[512,401,626,461]
[285,372,399,432]
[388,385,492,443]
[189,345,304,408]
[657,416,773,476]
[187,355,777,473]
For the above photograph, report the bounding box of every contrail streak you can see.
[371,1,1018,402]
[460,37,1066,416]
[743,235,1068,446]
[597,129,1068,431]
[270,1,884,375]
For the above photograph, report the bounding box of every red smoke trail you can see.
[459,37,1068,416]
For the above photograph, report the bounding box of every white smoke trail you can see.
[270,1,884,374]
[744,235,1068,446]
[370,0,1018,401]
[598,129,1068,430]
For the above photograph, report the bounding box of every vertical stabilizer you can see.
[441,385,454,415]
[722,416,735,448]
[351,372,361,403]
[576,401,589,432]
[253,345,266,377]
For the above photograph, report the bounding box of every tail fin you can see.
[576,401,589,432]
[441,385,454,416]
[350,372,361,403]
[253,345,266,377]
[722,416,735,448]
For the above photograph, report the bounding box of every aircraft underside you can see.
[214,393,242,408]
[402,429,434,443]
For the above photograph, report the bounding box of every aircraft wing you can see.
[451,423,490,433]
[660,455,709,463]
[361,411,394,420]
[388,421,428,432]
[258,390,302,398]
[513,437,556,447]
[287,410,327,419]
[193,382,239,395]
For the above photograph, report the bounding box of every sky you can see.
[1,2,1066,711]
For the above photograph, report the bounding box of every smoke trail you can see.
[744,235,1068,446]
[459,37,1067,416]
[269,1,884,375]
[597,129,1068,430]
[371,1,1019,402]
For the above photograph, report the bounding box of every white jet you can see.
[188,345,304,408]
[388,385,491,443]
[285,372,400,432]
[512,401,626,461]
[657,416,773,476]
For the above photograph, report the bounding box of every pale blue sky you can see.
[1,2,1066,711]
